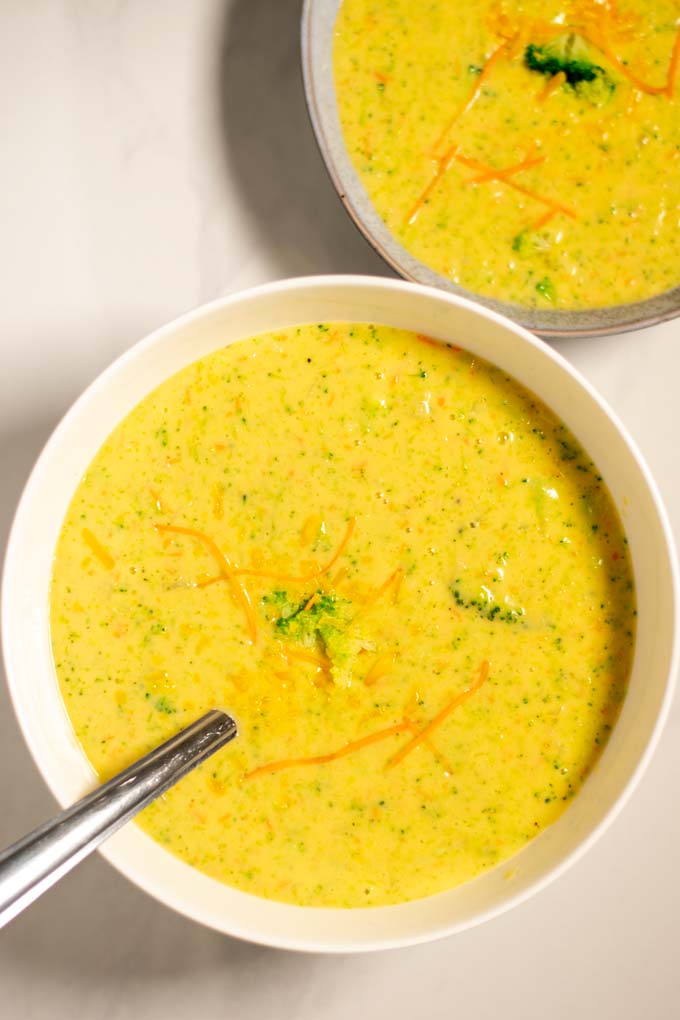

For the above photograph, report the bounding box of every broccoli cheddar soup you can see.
[333,0,680,309]
[50,324,635,907]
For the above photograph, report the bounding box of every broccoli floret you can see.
[262,589,292,611]
[525,41,601,84]
[450,583,525,624]
[512,230,553,255]
[263,589,372,686]
[262,590,345,637]
[535,277,557,303]
[524,34,615,102]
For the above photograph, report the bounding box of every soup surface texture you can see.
[333,0,680,309]
[50,323,635,907]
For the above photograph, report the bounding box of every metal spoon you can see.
[0,709,237,928]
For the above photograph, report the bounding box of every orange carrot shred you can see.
[405,144,460,225]
[283,646,330,671]
[667,25,680,98]
[416,333,442,348]
[329,565,348,588]
[364,651,397,686]
[82,528,114,570]
[363,567,404,608]
[235,517,356,585]
[387,661,489,769]
[244,720,413,781]
[530,209,557,231]
[454,154,577,218]
[423,736,456,775]
[587,26,669,95]
[155,524,257,644]
[433,41,510,153]
[538,71,566,102]
[466,154,546,185]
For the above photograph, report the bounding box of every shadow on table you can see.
[219,0,390,278]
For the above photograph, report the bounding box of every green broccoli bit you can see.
[450,584,525,624]
[525,41,603,84]
[154,696,176,714]
[263,590,348,637]
[524,35,615,102]
[512,230,552,255]
[262,589,372,685]
[535,277,557,302]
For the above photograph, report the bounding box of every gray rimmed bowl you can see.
[301,0,680,339]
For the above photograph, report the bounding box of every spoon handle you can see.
[0,709,237,928]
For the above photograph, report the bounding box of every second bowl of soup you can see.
[303,0,680,336]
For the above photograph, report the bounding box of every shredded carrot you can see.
[364,651,397,686]
[155,524,257,643]
[387,661,489,769]
[507,19,530,59]
[363,567,405,608]
[235,517,356,585]
[282,646,331,672]
[454,153,577,219]
[423,736,456,775]
[405,145,460,225]
[81,528,114,570]
[416,333,442,348]
[433,41,510,154]
[587,27,669,95]
[329,565,348,588]
[667,25,680,98]
[538,71,566,102]
[244,720,413,780]
[466,154,546,185]
[194,575,220,589]
[373,70,392,84]
[529,209,557,231]
[304,592,320,612]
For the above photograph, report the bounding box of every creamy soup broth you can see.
[50,323,635,906]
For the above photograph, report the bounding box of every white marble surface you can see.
[1,1,678,1016]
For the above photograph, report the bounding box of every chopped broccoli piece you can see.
[262,589,291,610]
[525,41,602,84]
[450,584,525,624]
[263,591,349,637]
[524,34,615,102]
[262,589,373,686]
[535,277,557,302]
[512,230,553,255]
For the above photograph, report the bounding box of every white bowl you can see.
[2,276,678,951]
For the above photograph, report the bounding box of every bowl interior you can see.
[2,276,677,951]
[301,0,680,339]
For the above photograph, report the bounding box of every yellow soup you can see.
[333,0,680,309]
[50,324,635,907]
